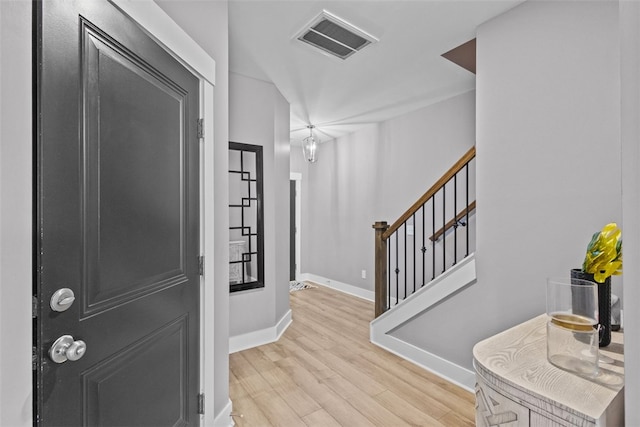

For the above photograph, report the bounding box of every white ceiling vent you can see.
[295,11,378,60]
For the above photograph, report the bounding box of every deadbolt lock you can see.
[50,288,75,312]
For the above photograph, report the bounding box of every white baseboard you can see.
[372,333,475,392]
[275,309,292,339]
[369,254,477,392]
[212,398,233,427]
[299,273,375,302]
[229,309,292,354]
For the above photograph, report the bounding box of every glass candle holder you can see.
[546,277,599,377]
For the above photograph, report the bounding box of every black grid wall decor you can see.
[228,142,264,292]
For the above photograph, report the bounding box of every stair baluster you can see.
[373,146,476,317]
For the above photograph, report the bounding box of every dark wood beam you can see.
[442,38,476,74]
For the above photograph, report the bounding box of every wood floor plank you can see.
[262,347,286,362]
[228,283,475,426]
[229,370,240,385]
[302,409,342,427]
[310,393,378,427]
[322,375,410,426]
[242,347,279,374]
[253,391,308,427]
[360,350,476,420]
[229,375,248,399]
[276,336,337,380]
[438,410,475,427]
[347,355,451,419]
[365,345,475,405]
[228,387,273,427]
[274,357,377,427]
[296,293,373,331]
[373,389,445,427]
[294,333,330,352]
[265,338,295,361]
[237,373,273,398]
[315,348,386,396]
[259,366,299,390]
[293,290,372,328]
[260,367,322,418]
[273,357,343,407]
[291,304,371,348]
[230,352,260,379]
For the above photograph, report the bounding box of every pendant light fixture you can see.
[302,125,319,163]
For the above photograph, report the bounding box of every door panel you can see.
[82,19,187,315]
[82,317,188,426]
[36,1,200,425]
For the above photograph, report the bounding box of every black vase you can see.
[570,269,611,347]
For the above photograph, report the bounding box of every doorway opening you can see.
[290,173,302,281]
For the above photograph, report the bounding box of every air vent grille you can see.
[295,11,378,60]
[301,30,354,58]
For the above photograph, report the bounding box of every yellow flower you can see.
[582,223,622,283]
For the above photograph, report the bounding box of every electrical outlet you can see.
[361,270,366,279]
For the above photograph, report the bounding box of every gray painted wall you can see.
[0,2,33,424]
[229,73,290,336]
[391,0,621,371]
[620,1,640,423]
[274,90,292,321]
[294,91,476,292]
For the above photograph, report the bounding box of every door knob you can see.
[49,335,87,363]
[50,288,75,312]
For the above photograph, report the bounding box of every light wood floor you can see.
[229,283,475,427]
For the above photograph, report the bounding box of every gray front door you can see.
[35,1,201,425]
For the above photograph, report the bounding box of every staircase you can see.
[370,146,477,390]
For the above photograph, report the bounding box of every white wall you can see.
[229,73,290,337]
[392,0,621,371]
[620,1,640,423]
[0,2,33,425]
[296,91,476,292]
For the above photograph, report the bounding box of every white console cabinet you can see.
[473,315,624,427]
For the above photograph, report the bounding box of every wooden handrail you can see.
[429,200,477,242]
[382,146,476,240]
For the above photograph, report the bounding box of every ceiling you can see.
[228,0,523,144]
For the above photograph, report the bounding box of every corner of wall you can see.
[229,309,292,353]
[228,72,291,344]
[212,399,233,427]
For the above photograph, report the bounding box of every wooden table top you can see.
[473,314,624,421]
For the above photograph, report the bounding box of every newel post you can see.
[373,221,389,318]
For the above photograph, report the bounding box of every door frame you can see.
[0,1,217,425]
[290,173,302,280]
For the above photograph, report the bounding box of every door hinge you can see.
[198,256,204,276]
[197,118,204,139]
[32,295,38,318]
[32,346,37,371]
[197,393,205,415]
